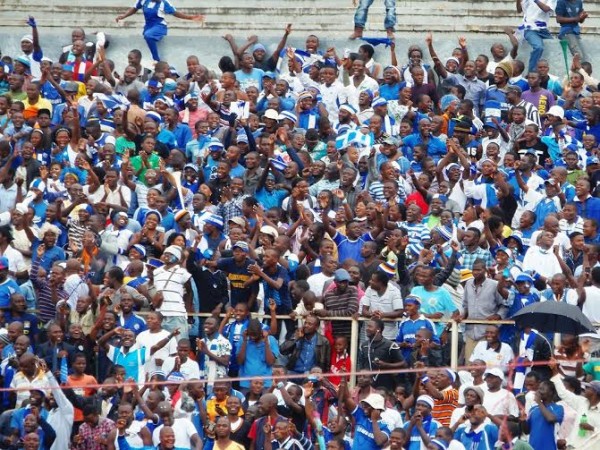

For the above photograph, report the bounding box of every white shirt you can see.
[469,341,515,374]
[152,418,198,448]
[583,286,600,325]
[362,284,404,340]
[482,388,520,417]
[522,246,562,279]
[64,274,89,310]
[197,333,232,382]
[520,0,557,30]
[162,356,201,380]
[47,372,74,450]
[346,75,380,108]
[307,273,334,298]
[153,265,192,316]
[381,407,403,430]
[1,245,26,273]
[136,329,177,375]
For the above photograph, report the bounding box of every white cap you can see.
[164,245,182,260]
[546,105,565,120]
[361,393,385,410]
[484,367,505,381]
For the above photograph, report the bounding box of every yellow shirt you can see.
[206,396,244,422]
[22,97,53,120]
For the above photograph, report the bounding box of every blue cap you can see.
[334,268,351,282]
[404,295,421,305]
[483,121,498,129]
[587,156,599,166]
[262,71,276,79]
[232,241,249,252]
[0,257,9,270]
[515,273,534,284]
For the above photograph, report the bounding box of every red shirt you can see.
[329,351,351,386]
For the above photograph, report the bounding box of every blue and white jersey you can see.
[135,0,176,27]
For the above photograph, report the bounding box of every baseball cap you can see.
[232,241,249,253]
[260,225,279,238]
[404,295,422,305]
[546,105,565,120]
[229,216,246,228]
[333,268,351,282]
[361,393,385,410]
[263,109,279,121]
[484,367,505,381]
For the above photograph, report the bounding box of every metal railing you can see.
[156,311,588,386]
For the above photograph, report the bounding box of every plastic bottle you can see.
[579,414,588,437]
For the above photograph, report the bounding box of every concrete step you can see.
[1,1,599,35]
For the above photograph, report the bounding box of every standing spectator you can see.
[521,381,564,450]
[237,318,279,390]
[418,368,459,427]
[197,316,231,383]
[358,319,405,391]
[209,241,259,310]
[280,314,331,374]
[248,393,287,450]
[361,271,404,340]
[555,0,589,61]
[517,0,557,73]
[461,260,507,361]
[482,368,520,418]
[150,245,193,339]
[73,404,116,450]
[338,374,392,449]
[315,269,359,339]
[404,395,441,450]
[469,326,515,375]
[454,405,499,449]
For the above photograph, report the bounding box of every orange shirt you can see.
[67,374,98,422]
[432,386,459,427]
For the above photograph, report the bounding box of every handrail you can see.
[130,311,599,386]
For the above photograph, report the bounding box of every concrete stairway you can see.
[1,0,599,35]
[0,0,598,74]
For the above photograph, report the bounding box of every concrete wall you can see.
[0,1,598,75]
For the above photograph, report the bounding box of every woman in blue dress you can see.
[116,0,204,62]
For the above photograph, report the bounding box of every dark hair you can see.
[467,227,482,239]
[359,44,375,58]
[372,270,390,286]
[370,318,385,332]
[166,233,185,247]
[562,376,582,395]
[108,266,124,283]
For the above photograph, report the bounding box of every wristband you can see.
[421,375,430,384]
[532,272,541,281]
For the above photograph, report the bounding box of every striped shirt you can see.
[396,221,431,246]
[515,99,541,127]
[432,386,459,427]
[153,265,192,317]
[322,285,359,339]
[30,258,69,323]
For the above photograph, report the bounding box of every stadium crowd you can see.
[1,0,600,449]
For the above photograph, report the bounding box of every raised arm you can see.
[425,32,448,79]
[271,24,292,66]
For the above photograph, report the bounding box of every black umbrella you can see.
[512,301,596,335]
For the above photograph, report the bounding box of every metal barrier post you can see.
[450,320,459,371]
[350,318,359,388]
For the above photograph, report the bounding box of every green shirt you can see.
[130,153,160,183]
[584,360,600,380]
[495,440,533,450]
[115,136,136,155]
